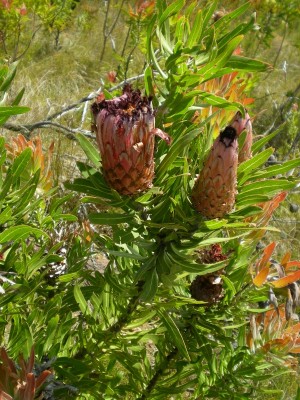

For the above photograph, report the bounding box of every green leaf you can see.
[0,106,30,117]
[186,10,203,48]
[158,0,184,27]
[0,207,12,225]
[144,65,154,96]
[214,3,250,30]
[196,91,244,113]
[246,158,300,181]
[238,179,296,200]
[198,35,244,79]
[139,268,158,302]
[238,148,274,176]
[11,147,32,179]
[65,178,114,200]
[76,133,101,167]
[156,113,217,181]
[43,315,60,353]
[106,249,145,261]
[88,212,134,225]
[125,310,157,330]
[0,63,17,92]
[226,56,271,72]
[74,284,90,315]
[252,122,287,154]
[157,309,190,360]
[201,0,218,31]
[0,225,47,243]
[12,87,25,106]
[236,194,269,207]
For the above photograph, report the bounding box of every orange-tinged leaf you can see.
[0,347,16,373]
[253,265,269,287]
[257,242,276,271]
[0,391,13,400]
[243,97,255,105]
[24,373,35,398]
[27,347,34,373]
[284,261,300,271]
[289,347,300,354]
[284,323,300,335]
[281,252,291,266]
[271,270,300,288]
[35,370,52,388]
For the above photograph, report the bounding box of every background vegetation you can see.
[0,0,300,399]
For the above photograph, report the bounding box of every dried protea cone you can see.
[230,111,252,163]
[190,244,227,304]
[191,126,238,219]
[91,85,171,195]
[190,274,223,304]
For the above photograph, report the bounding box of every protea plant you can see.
[230,110,252,163]
[91,85,170,195]
[191,122,239,219]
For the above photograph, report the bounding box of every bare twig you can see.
[2,73,145,138]
[263,23,287,81]
[46,73,144,121]
[99,0,126,63]
[2,120,95,140]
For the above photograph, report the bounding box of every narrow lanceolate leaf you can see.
[0,225,47,243]
[157,309,190,361]
[0,106,30,117]
[257,242,276,271]
[252,123,287,154]
[225,56,272,72]
[139,268,158,302]
[238,148,274,176]
[253,266,270,287]
[76,133,101,167]
[196,91,244,113]
[158,0,184,26]
[156,128,200,181]
[271,271,300,289]
[74,284,90,315]
[238,180,296,200]
[11,147,32,178]
[284,261,300,271]
[88,212,134,225]
[248,158,300,181]
[281,252,291,266]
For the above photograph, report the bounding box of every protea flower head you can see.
[92,85,171,195]
[191,124,238,219]
[230,110,252,163]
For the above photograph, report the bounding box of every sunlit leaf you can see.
[271,271,300,288]
[0,225,47,243]
[253,266,270,287]
[157,309,190,361]
[257,242,276,271]
[76,133,101,167]
[88,212,134,225]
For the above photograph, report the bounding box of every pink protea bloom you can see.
[191,125,238,219]
[230,110,252,163]
[92,85,171,195]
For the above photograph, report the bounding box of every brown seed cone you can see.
[190,273,223,304]
[91,85,170,195]
[230,111,253,163]
[190,244,227,304]
[191,126,238,219]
